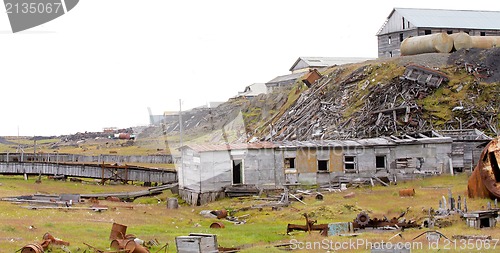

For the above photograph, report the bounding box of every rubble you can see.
[286,213,329,236]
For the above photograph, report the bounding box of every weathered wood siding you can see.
[0,153,173,164]
[0,162,176,183]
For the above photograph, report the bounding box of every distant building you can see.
[265,72,306,93]
[289,57,373,74]
[237,83,267,98]
[266,57,372,93]
[377,8,500,58]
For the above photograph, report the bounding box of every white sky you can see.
[0,0,499,136]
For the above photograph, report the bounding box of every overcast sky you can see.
[0,0,499,136]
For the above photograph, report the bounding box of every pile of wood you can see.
[267,61,498,141]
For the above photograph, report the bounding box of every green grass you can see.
[1,174,499,252]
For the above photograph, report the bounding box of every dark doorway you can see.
[232,159,243,184]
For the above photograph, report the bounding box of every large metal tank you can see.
[470,36,500,49]
[450,32,472,51]
[400,33,454,56]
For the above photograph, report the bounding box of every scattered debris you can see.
[176,233,218,253]
[412,230,449,241]
[398,188,415,197]
[452,235,492,240]
[343,192,356,199]
[210,222,225,229]
[352,209,419,230]
[327,222,354,236]
[286,213,328,236]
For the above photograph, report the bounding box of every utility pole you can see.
[179,99,184,191]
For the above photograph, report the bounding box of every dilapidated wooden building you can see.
[179,134,453,205]
[377,8,500,58]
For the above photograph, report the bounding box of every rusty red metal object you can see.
[210,222,225,229]
[468,137,500,199]
[399,188,415,197]
[286,213,328,236]
[352,211,418,230]
[302,69,322,88]
[43,232,70,247]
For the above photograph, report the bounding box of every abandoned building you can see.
[265,72,305,93]
[237,83,267,98]
[377,8,500,58]
[178,133,453,205]
[289,57,372,74]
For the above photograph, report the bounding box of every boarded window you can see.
[376,156,386,169]
[344,156,356,172]
[318,160,328,172]
[284,158,295,169]
[399,33,404,42]
[425,30,431,35]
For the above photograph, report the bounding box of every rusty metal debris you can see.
[302,69,322,88]
[21,233,69,253]
[352,209,419,230]
[468,137,500,199]
[398,188,415,197]
[286,213,328,236]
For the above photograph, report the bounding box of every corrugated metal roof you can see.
[266,72,305,85]
[276,137,397,148]
[289,57,373,72]
[180,142,275,152]
[394,8,500,30]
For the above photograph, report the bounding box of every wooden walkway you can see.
[0,162,177,184]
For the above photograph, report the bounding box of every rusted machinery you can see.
[352,210,419,230]
[286,213,328,236]
[21,233,69,253]
[468,137,500,199]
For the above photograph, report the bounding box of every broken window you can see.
[447,30,453,34]
[318,160,328,172]
[481,32,486,36]
[402,17,405,29]
[232,159,243,184]
[425,30,431,35]
[284,158,295,169]
[399,33,404,42]
[388,36,392,44]
[376,156,386,169]
[344,156,356,172]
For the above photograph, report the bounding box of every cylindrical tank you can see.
[401,33,453,56]
[450,32,472,51]
[118,133,131,139]
[470,36,500,49]
[125,240,150,253]
[21,243,44,253]
[166,197,178,209]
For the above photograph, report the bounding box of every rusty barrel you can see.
[125,240,150,253]
[167,198,178,209]
[468,137,500,199]
[109,222,127,240]
[210,222,225,229]
[110,239,128,250]
[212,209,228,219]
[399,188,415,197]
[21,243,44,253]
